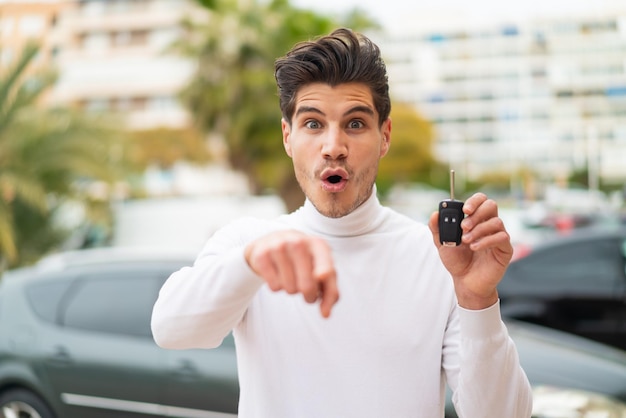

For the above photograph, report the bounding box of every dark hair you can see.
[275,28,391,126]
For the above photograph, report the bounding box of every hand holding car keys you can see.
[438,169,464,246]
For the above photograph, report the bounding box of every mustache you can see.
[315,162,352,178]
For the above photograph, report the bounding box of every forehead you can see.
[294,82,375,112]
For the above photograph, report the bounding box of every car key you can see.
[438,169,464,246]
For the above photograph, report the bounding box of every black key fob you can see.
[438,170,464,246]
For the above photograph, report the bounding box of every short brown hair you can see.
[275,28,391,127]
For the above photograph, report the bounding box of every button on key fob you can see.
[438,169,464,246]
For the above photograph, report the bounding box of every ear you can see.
[281,118,293,158]
[380,117,391,158]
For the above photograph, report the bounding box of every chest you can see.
[247,237,454,358]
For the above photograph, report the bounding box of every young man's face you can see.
[282,82,391,218]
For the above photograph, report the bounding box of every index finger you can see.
[309,237,339,318]
[462,192,488,216]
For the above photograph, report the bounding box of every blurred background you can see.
[1,0,625,267]
[1,3,626,418]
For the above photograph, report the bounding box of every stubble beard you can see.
[295,162,378,219]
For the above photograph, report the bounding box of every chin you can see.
[306,193,347,218]
[320,194,363,218]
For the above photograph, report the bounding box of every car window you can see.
[26,279,74,323]
[515,238,621,286]
[60,272,163,338]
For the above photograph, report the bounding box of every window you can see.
[84,98,110,112]
[81,0,106,17]
[115,96,134,111]
[149,27,179,49]
[113,30,132,46]
[18,15,46,37]
[147,95,177,110]
[0,17,14,37]
[112,30,147,47]
[514,239,621,288]
[60,272,165,338]
[26,279,73,323]
[82,32,108,51]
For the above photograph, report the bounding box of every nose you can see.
[321,130,347,160]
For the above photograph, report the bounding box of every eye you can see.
[305,120,321,129]
[348,120,364,129]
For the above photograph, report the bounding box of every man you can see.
[151,28,532,417]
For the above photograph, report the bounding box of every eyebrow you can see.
[295,106,324,117]
[294,105,375,118]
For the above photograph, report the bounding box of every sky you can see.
[291,0,626,34]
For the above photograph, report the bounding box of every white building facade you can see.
[374,11,626,186]
[48,0,202,130]
[4,1,625,189]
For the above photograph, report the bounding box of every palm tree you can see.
[0,42,127,268]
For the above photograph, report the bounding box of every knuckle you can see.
[288,239,308,255]
[299,280,316,293]
[493,217,505,230]
[273,240,289,253]
[266,280,281,292]
[282,277,298,293]
[472,192,488,201]
[484,198,497,211]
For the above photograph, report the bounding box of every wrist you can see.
[456,289,499,310]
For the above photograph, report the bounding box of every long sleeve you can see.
[151,193,533,417]
[444,301,533,417]
[151,217,269,349]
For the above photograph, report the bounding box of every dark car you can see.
[445,320,626,417]
[1,248,626,418]
[498,226,626,350]
[0,248,238,418]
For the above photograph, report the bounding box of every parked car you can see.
[1,248,625,418]
[498,226,626,350]
[0,248,238,418]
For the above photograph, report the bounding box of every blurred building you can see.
[0,0,68,101]
[0,0,200,129]
[48,0,202,130]
[0,0,251,196]
[3,1,625,190]
[375,11,626,186]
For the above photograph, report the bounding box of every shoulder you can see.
[215,215,289,240]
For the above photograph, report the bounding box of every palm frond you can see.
[0,42,58,136]
[0,202,17,262]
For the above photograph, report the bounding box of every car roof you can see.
[523,225,626,251]
[506,318,626,366]
[2,247,195,281]
[35,247,195,270]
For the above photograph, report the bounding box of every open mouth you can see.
[327,175,342,184]
[320,168,349,192]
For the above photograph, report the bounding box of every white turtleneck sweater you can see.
[151,190,532,418]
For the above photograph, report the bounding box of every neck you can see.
[295,186,386,237]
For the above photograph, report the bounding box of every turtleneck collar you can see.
[293,186,387,237]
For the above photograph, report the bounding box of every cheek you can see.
[290,149,310,171]
[288,143,303,161]
[290,141,316,164]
